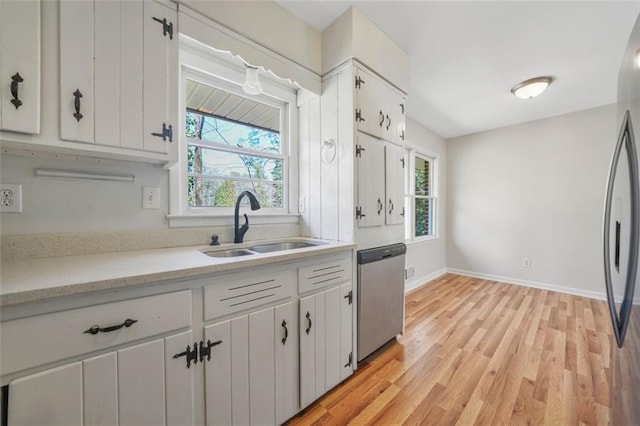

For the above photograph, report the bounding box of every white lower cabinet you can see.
[6,331,194,425]
[204,301,296,426]
[299,282,354,409]
[1,252,355,426]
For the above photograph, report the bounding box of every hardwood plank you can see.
[285,274,612,426]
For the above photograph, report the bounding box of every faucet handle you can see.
[210,234,220,246]
[243,213,249,228]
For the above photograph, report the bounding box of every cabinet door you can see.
[249,307,276,425]
[120,0,144,150]
[299,294,316,408]
[118,339,166,425]
[385,143,406,225]
[275,302,296,425]
[83,352,118,425]
[324,286,342,390]
[204,320,233,426]
[165,330,195,426]
[395,99,406,145]
[59,0,94,143]
[8,362,83,425]
[355,68,386,140]
[340,283,354,380]
[357,133,386,228]
[0,0,40,134]
[143,0,177,154]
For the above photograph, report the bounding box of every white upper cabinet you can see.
[58,0,177,159]
[0,0,41,135]
[355,67,405,145]
[356,132,386,228]
[385,143,406,225]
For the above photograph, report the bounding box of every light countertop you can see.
[0,238,356,307]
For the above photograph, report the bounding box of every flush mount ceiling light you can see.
[511,76,553,100]
[242,66,263,96]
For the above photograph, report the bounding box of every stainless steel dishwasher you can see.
[357,242,406,361]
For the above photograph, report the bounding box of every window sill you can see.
[167,213,300,228]
[405,235,440,247]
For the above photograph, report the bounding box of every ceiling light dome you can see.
[511,76,553,100]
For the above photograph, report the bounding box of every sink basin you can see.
[203,249,255,258]
[249,242,318,253]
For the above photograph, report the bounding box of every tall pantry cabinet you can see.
[299,7,410,250]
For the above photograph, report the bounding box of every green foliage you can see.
[214,180,238,207]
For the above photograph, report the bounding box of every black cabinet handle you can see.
[386,115,391,131]
[377,198,383,215]
[10,73,23,109]
[73,89,83,122]
[281,319,288,344]
[389,199,394,214]
[84,318,137,335]
[305,311,312,335]
[379,110,384,127]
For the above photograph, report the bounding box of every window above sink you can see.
[168,37,300,228]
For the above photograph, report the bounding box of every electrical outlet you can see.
[142,186,160,209]
[405,266,415,279]
[522,257,531,268]
[0,184,22,213]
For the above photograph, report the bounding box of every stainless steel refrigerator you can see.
[603,12,640,425]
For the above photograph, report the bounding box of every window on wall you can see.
[406,152,437,240]
[184,79,286,210]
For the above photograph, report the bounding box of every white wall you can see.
[404,117,447,292]
[446,104,617,298]
[0,154,169,235]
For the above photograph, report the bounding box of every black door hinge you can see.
[356,144,365,158]
[152,16,173,39]
[172,344,198,368]
[356,206,366,220]
[400,103,405,115]
[401,207,405,217]
[355,76,365,89]
[151,122,173,142]
[400,158,405,168]
[199,339,222,362]
[355,109,365,122]
[344,352,353,368]
[344,290,353,305]
[400,130,405,141]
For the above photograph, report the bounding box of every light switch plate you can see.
[143,186,160,209]
[0,184,22,213]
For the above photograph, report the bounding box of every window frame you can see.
[405,149,438,243]
[169,38,299,224]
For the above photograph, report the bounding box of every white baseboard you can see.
[404,268,447,294]
[447,267,640,305]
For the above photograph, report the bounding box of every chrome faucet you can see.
[234,191,261,243]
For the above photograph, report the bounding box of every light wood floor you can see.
[287,273,613,425]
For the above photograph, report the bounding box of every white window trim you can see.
[168,36,299,227]
[405,148,439,243]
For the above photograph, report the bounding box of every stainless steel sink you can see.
[248,242,317,253]
[203,249,255,258]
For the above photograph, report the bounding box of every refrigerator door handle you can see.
[603,110,640,347]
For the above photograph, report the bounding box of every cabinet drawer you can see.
[204,272,292,321]
[1,290,191,376]
[298,257,352,294]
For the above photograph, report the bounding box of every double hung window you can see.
[406,152,437,240]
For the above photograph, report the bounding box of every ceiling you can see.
[278,1,640,138]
